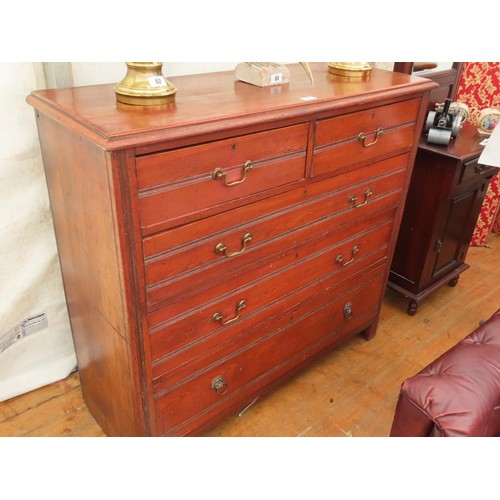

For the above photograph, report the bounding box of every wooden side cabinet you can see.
[388,122,497,315]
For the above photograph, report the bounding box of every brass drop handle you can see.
[348,188,373,208]
[336,245,359,267]
[211,376,228,395]
[357,128,384,147]
[212,160,254,187]
[474,164,487,175]
[215,233,253,258]
[213,299,247,325]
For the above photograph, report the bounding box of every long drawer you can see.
[136,123,309,234]
[148,213,394,363]
[146,194,399,315]
[313,99,420,177]
[154,267,387,436]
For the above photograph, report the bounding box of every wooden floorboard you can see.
[1,235,499,437]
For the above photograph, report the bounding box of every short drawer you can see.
[154,270,386,436]
[136,123,309,234]
[147,213,394,362]
[313,99,420,177]
[458,157,498,187]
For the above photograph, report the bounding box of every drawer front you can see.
[148,214,394,363]
[458,157,497,187]
[313,99,420,177]
[154,269,386,436]
[146,191,400,316]
[136,124,309,234]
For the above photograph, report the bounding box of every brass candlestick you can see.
[114,62,177,105]
[328,62,372,77]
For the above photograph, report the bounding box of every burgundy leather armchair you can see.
[390,309,500,437]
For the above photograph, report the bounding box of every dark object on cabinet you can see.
[27,64,434,436]
[393,62,463,112]
[388,122,497,315]
[390,308,500,437]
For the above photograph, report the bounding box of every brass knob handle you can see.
[215,233,253,258]
[348,188,372,208]
[336,245,359,267]
[211,376,228,395]
[343,302,353,320]
[212,160,253,187]
[213,299,247,326]
[357,128,384,147]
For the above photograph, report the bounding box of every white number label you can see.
[270,73,283,83]
[148,76,167,87]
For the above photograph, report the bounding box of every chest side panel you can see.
[34,112,145,436]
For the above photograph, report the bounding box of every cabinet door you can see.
[431,179,490,280]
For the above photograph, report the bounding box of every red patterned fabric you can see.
[455,62,500,246]
[494,213,500,234]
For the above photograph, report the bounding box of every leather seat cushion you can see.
[392,309,500,436]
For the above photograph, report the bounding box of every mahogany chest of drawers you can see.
[27,64,434,436]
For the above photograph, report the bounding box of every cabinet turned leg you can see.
[448,276,460,287]
[407,300,418,316]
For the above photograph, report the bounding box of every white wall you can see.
[71,62,239,86]
[71,63,393,86]
[0,63,76,401]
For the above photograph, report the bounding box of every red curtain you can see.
[455,62,500,246]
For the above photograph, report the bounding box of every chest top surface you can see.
[27,63,434,151]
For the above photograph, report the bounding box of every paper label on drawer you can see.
[148,76,167,87]
[0,312,48,354]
